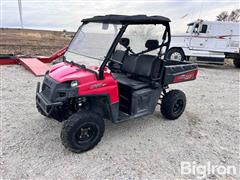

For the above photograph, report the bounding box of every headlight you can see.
[70,80,79,88]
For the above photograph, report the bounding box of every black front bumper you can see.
[36,74,78,117]
[36,91,63,117]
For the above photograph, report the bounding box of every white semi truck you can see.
[166,19,240,68]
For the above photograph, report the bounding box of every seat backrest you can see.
[134,55,161,79]
[121,54,161,80]
[112,50,126,63]
[121,55,138,74]
[110,50,129,72]
[111,37,130,63]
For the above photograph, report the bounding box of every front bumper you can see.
[36,89,63,117]
[36,74,79,117]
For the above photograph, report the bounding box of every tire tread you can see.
[61,111,104,153]
[161,89,186,120]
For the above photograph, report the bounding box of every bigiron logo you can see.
[181,161,239,178]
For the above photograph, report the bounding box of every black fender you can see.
[78,94,119,123]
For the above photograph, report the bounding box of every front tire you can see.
[233,59,240,68]
[61,111,105,153]
[161,90,186,120]
[166,48,186,61]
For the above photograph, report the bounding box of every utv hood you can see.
[48,62,97,83]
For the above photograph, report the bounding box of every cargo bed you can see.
[162,60,198,85]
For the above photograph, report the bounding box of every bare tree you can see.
[216,9,240,22]
[228,9,240,22]
[216,11,229,21]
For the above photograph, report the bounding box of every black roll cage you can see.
[65,21,171,80]
[99,22,171,80]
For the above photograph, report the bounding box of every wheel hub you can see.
[173,99,184,114]
[76,123,97,142]
[170,52,182,61]
[79,127,91,138]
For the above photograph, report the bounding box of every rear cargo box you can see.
[163,60,198,85]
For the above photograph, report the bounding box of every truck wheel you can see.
[166,48,185,61]
[233,59,240,68]
[161,90,186,120]
[61,111,105,153]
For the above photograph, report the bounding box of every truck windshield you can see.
[186,23,194,33]
[65,23,121,66]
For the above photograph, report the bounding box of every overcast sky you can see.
[1,0,239,34]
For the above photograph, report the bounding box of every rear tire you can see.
[166,48,186,61]
[233,59,240,68]
[61,111,105,153]
[161,90,186,120]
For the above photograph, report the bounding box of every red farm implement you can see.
[0,46,67,76]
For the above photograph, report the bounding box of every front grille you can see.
[41,75,58,101]
[40,74,72,102]
[42,84,51,98]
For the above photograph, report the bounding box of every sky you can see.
[1,0,239,34]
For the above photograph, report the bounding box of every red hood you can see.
[48,62,97,83]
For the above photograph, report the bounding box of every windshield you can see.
[186,23,194,33]
[65,23,121,66]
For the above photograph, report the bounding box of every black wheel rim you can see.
[173,99,184,115]
[75,122,99,144]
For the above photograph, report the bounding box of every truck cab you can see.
[166,20,240,68]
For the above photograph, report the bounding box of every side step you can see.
[116,111,131,123]
[19,58,50,76]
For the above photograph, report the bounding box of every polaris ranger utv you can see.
[36,15,198,153]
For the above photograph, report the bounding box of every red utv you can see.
[36,15,198,153]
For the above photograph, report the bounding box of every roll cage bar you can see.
[65,15,171,80]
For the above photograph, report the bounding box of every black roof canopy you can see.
[82,15,171,24]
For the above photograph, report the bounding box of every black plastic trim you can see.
[77,94,119,122]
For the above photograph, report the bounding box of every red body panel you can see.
[48,63,119,104]
[173,69,198,83]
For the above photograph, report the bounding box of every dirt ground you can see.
[0,29,239,179]
[0,28,72,56]
[0,62,239,179]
